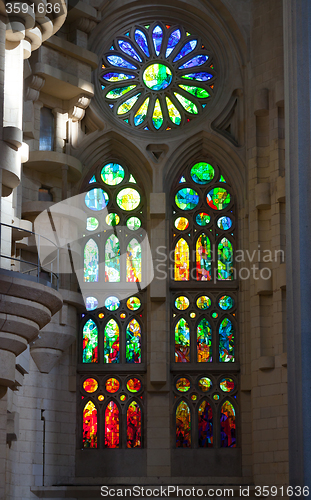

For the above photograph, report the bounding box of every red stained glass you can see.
[106,377,120,393]
[196,233,211,280]
[83,378,98,393]
[126,378,142,393]
[198,400,213,447]
[127,401,141,448]
[176,401,191,447]
[220,401,236,448]
[105,401,120,448]
[83,401,97,448]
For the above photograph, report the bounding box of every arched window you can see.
[171,159,238,449]
[105,401,120,448]
[83,401,97,448]
[127,401,142,448]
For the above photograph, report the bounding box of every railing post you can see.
[37,234,40,283]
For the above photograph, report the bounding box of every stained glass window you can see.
[82,320,98,363]
[104,319,120,363]
[197,318,212,362]
[176,401,191,447]
[220,401,236,447]
[127,401,142,448]
[175,318,190,362]
[84,239,99,282]
[196,233,211,280]
[126,239,141,282]
[219,318,235,362]
[218,238,234,280]
[83,401,97,448]
[174,238,189,281]
[198,401,213,447]
[99,22,216,130]
[126,318,142,363]
[105,401,120,448]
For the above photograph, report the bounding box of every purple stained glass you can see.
[102,72,136,82]
[173,40,197,62]
[118,40,142,62]
[153,25,163,55]
[166,29,181,57]
[181,72,213,81]
[107,55,137,70]
[135,29,150,57]
[179,55,209,69]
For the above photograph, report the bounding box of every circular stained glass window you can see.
[87,217,99,231]
[106,213,120,226]
[127,378,142,392]
[127,296,141,311]
[213,394,220,400]
[85,296,98,311]
[105,296,120,311]
[83,378,98,393]
[190,312,196,318]
[175,296,190,310]
[198,377,212,392]
[212,312,218,318]
[175,188,199,210]
[100,23,215,131]
[120,394,127,401]
[127,216,141,230]
[117,188,141,210]
[217,216,232,230]
[219,295,234,310]
[106,378,120,393]
[191,394,198,401]
[176,377,191,392]
[174,217,189,230]
[101,163,125,185]
[206,187,230,211]
[191,162,214,184]
[196,295,211,310]
[85,188,109,211]
[220,377,235,393]
[195,212,210,226]
[98,395,105,401]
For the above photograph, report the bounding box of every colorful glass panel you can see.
[105,296,120,311]
[126,378,142,392]
[127,401,142,448]
[104,319,119,363]
[116,188,140,210]
[85,296,98,311]
[219,295,234,310]
[218,238,234,280]
[219,318,235,362]
[86,217,99,231]
[166,97,182,125]
[84,239,99,282]
[107,55,137,70]
[196,233,211,281]
[105,401,120,448]
[181,72,213,81]
[175,296,190,310]
[196,212,211,226]
[152,99,164,129]
[220,401,236,447]
[176,401,191,447]
[117,93,141,114]
[83,378,98,393]
[198,401,213,447]
[197,318,212,362]
[179,84,210,98]
[152,25,163,55]
[174,93,198,114]
[166,29,181,57]
[126,318,142,363]
[102,72,136,82]
[176,377,191,392]
[198,377,212,392]
[101,163,125,185]
[127,216,141,230]
[174,238,189,281]
[118,39,142,62]
[106,85,136,99]
[220,378,235,393]
[134,97,150,126]
[175,188,199,210]
[105,235,120,282]
[106,377,120,393]
[127,296,141,311]
[178,54,209,69]
[135,29,150,56]
[196,295,211,310]
[83,319,98,363]
[191,162,214,184]
[126,238,142,282]
[105,213,120,226]
[83,401,97,448]
[206,188,231,210]
[174,217,189,230]
[143,63,172,90]
[173,40,197,62]
[175,318,190,362]
[85,188,109,211]
[217,216,233,230]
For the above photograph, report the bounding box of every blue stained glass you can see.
[89,175,96,183]
[135,29,150,57]
[107,55,137,70]
[217,216,233,230]
[85,188,109,211]
[102,72,136,82]
[166,29,181,57]
[179,55,209,69]
[173,40,197,62]
[181,72,213,81]
[175,188,199,210]
[109,104,114,109]
[153,25,163,55]
[118,40,142,62]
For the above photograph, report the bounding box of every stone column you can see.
[283,0,311,489]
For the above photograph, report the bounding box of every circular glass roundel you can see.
[127,216,141,230]
[175,296,190,310]
[105,296,120,311]
[126,377,142,393]
[218,295,234,310]
[175,188,199,210]
[191,162,214,184]
[127,296,141,311]
[106,213,120,226]
[206,187,230,211]
[98,395,105,401]
[198,377,212,392]
[143,63,173,90]
[217,216,232,230]
[98,313,104,319]
[190,312,196,318]
[220,377,235,393]
[117,188,140,211]
[212,311,218,318]
[120,394,127,401]
[196,295,211,310]
[213,394,220,400]
[106,377,120,393]
[174,217,189,231]
[83,378,98,393]
[101,163,125,185]
[85,188,109,211]
[191,394,198,401]
[176,377,191,392]
[196,212,210,226]
[87,217,99,231]
[120,313,126,319]
[85,296,98,311]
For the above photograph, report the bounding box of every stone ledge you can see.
[44,36,98,69]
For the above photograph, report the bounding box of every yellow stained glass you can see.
[166,97,181,125]
[152,99,163,129]
[174,238,189,281]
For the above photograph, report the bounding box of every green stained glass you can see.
[218,237,234,280]
[175,188,199,210]
[117,188,140,211]
[127,216,141,230]
[175,296,189,310]
[191,162,214,184]
[219,318,235,362]
[179,84,210,99]
[127,296,141,311]
[198,377,212,392]
[220,378,235,393]
[104,319,119,363]
[219,295,234,310]
[117,93,141,115]
[105,296,120,311]
[106,85,136,99]
[84,239,99,282]
[85,188,109,211]
[175,318,190,362]
[101,163,125,185]
[166,97,181,125]
[126,319,142,363]
[206,188,231,210]
[105,235,120,282]
[152,99,163,129]
[86,217,99,231]
[83,319,98,363]
[105,213,120,226]
[220,175,226,182]
[174,92,198,114]
[176,378,191,392]
[196,295,211,310]
[143,63,172,90]
[197,318,212,362]
[196,212,211,226]
[134,97,150,126]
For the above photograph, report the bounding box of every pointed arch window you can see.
[127,401,142,448]
[105,401,120,448]
[176,401,191,447]
[83,401,97,448]
[84,239,99,282]
[174,238,189,281]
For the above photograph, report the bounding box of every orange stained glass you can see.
[83,378,98,393]
[174,238,189,281]
[105,377,120,393]
[126,238,142,282]
[196,233,211,280]
[126,378,142,393]
[105,401,120,448]
[176,401,191,447]
[83,401,97,448]
[127,401,142,448]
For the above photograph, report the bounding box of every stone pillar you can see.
[283,0,311,489]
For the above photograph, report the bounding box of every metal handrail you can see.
[0,222,59,289]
